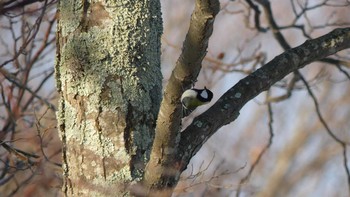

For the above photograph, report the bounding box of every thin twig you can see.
[298,71,350,194]
[235,90,274,197]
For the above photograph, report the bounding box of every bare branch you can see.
[145,0,220,190]
[298,72,350,192]
[265,73,300,103]
[0,0,55,16]
[177,27,350,173]
[244,0,267,32]
[235,91,275,197]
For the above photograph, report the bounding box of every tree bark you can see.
[55,0,162,196]
[144,0,220,193]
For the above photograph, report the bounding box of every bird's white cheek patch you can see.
[200,90,208,99]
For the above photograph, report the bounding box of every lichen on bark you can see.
[56,0,163,196]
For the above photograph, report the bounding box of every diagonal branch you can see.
[177,27,350,172]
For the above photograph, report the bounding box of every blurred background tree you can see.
[0,0,350,196]
[0,0,60,196]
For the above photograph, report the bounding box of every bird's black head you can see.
[196,87,213,102]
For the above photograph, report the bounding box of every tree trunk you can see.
[55,0,162,196]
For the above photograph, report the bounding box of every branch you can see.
[245,0,268,32]
[298,73,350,192]
[255,0,290,50]
[144,0,220,190]
[0,0,43,15]
[236,91,274,196]
[177,27,350,172]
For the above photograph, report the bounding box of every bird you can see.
[181,87,213,117]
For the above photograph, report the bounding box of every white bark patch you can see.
[322,36,344,48]
[235,92,242,98]
[223,103,230,109]
[194,120,203,127]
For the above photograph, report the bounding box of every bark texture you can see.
[144,0,220,193]
[55,0,162,196]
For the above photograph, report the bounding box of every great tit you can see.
[181,87,213,117]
